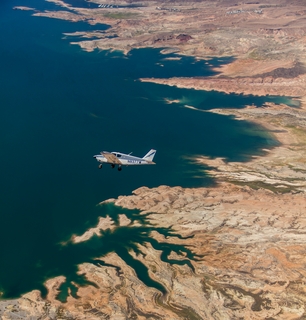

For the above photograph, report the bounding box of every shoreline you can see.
[3,0,306,318]
[200,103,306,192]
[139,75,306,107]
[3,182,305,319]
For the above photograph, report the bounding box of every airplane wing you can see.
[100,151,121,164]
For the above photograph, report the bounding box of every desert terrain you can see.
[3,0,306,319]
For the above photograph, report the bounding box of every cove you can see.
[0,0,295,298]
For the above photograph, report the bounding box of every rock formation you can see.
[1,183,306,319]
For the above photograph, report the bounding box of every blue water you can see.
[0,0,294,298]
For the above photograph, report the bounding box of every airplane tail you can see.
[142,149,156,162]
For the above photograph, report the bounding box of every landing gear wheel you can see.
[111,164,115,169]
[118,166,122,171]
[98,164,103,169]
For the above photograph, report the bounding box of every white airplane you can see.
[93,149,156,171]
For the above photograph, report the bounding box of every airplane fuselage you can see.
[94,153,153,165]
[93,150,156,170]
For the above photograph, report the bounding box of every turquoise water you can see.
[0,0,294,298]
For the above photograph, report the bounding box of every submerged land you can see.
[4,0,306,319]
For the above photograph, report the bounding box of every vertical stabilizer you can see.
[142,149,156,162]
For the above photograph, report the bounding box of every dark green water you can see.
[0,0,295,298]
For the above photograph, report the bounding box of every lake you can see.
[0,0,294,298]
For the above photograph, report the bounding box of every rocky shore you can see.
[2,183,306,319]
[140,74,306,101]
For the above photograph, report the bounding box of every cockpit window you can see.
[117,154,121,158]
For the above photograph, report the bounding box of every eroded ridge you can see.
[2,184,306,319]
[19,0,306,62]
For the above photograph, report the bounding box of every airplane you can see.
[93,149,156,171]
